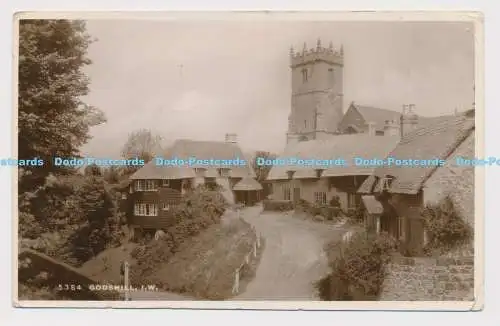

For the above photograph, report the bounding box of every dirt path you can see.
[236,209,347,300]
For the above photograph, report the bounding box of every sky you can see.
[80,19,475,158]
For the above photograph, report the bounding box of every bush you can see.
[294,199,342,222]
[317,231,396,300]
[263,199,293,211]
[422,196,473,255]
[130,187,228,284]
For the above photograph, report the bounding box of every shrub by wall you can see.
[422,196,473,256]
[294,199,343,222]
[317,231,396,300]
[263,199,293,212]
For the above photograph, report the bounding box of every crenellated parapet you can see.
[290,39,344,68]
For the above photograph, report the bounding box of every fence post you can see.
[124,261,130,301]
[232,269,240,294]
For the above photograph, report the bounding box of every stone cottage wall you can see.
[380,254,474,301]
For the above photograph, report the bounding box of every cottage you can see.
[124,134,259,235]
[266,134,400,211]
[358,109,475,256]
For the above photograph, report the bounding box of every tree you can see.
[121,129,163,163]
[84,164,101,177]
[18,19,106,192]
[252,150,277,198]
[252,150,277,182]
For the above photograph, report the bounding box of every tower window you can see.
[302,68,308,83]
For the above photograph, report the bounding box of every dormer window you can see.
[286,170,295,179]
[194,168,206,176]
[381,175,395,191]
[315,169,324,178]
[217,168,230,177]
[135,180,158,192]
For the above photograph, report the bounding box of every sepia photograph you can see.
[13,12,483,310]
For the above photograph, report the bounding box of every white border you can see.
[11,10,485,311]
[3,3,496,323]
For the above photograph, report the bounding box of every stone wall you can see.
[380,254,474,301]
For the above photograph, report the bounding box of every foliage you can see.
[18,19,106,192]
[129,187,228,285]
[251,151,277,182]
[317,231,396,300]
[84,164,102,176]
[121,129,163,165]
[294,199,343,222]
[263,199,293,212]
[422,196,473,255]
[21,174,126,266]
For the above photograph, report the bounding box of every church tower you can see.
[286,39,344,144]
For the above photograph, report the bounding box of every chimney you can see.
[400,104,419,137]
[383,119,400,137]
[367,121,376,136]
[225,133,238,143]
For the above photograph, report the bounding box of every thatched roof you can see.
[358,111,475,195]
[266,134,399,180]
[233,177,263,191]
[361,195,383,215]
[130,139,256,180]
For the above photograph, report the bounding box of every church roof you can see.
[346,103,457,132]
[351,104,402,131]
[266,134,400,180]
[357,110,475,195]
[130,139,255,180]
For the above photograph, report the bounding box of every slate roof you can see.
[233,177,263,191]
[130,139,256,180]
[266,134,400,180]
[352,104,403,131]
[358,110,475,195]
[344,103,457,132]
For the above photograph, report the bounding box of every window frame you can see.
[134,203,158,216]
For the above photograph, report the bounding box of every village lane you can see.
[236,209,347,300]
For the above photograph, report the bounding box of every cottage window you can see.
[135,180,158,192]
[314,192,327,205]
[121,193,127,200]
[134,203,158,216]
[162,203,171,211]
[375,130,384,136]
[162,180,170,187]
[398,216,406,240]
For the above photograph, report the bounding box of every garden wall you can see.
[380,254,474,301]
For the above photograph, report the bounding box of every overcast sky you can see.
[80,19,474,158]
